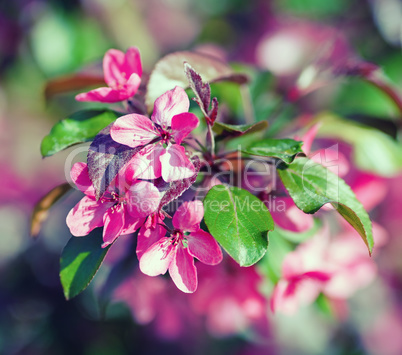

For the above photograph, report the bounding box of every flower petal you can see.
[75,87,130,103]
[66,196,113,236]
[126,181,161,217]
[160,144,195,182]
[110,114,158,148]
[187,230,223,265]
[136,216,166,259]
[151,86,189,128]
[172,200,204,232]
[124,144,163,181]
[102,205,125,247]
[124,73,141,98]
[171,112,199,144]
[169,244,197,293]
[139,237,174,276]
[103,48,127,88]
[70,162,95,197]
[124,46,142,78]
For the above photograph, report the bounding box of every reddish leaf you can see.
[87,125,143,200]
[31,183,72,237]
[45,74,105,100]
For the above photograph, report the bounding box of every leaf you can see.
[145,51,248,111]
[30,183,72,237]
[184,63,211,117]
[60,230,110,300]
[87,125,142,200]
[41,110,122,157]
[45,74,105,100]
[213,121,268,136]
[242,138,304,164]
[158,156,201,210]
[316,113,402,176]
[277,157,374,254]
[203,185,274,266]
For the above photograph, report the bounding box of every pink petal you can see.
[70,162,95,197]
[102,205,125,247]
[172,200,204,232]
[124,144,163,180]
[126,180,161,217]
[151,86,189,128]
[124,46,142,78]
[103,48,127,88]
[187,230,223,265]
[121,211,145,236]
[75,87,130,103]
[66,196,113,236]
[110,114,158,148]
[124,73,141,98]
[169,244,197,293]
[171,112,199,144]
[139,237,174,276]
[136,216,166,259]
[160,144,195,182]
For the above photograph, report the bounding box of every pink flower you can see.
[110,86,199,182]
[190,260,268,337]
[138,200,223,293]
[66,162,160,247]
[270,233,332,315]
[75,47,142,103]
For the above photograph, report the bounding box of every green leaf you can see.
[242,138,304,164]
[60,230,110,300]
[316,113,402,176]
[203,185,274,266]
[41,109,122,157]
[278,157,374,254]
[145,51,248,111]
[213,121,268,135]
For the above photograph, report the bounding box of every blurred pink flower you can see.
[75,47,142,103]
[271,222,380,315]
[66,162,160,247]
[110,86,199,182]
[113,270,202,340]
[270,233,331,315]
[190,259,268,337]
[139,200,223,293]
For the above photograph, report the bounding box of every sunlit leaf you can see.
[204,185,274,266]
[278,157,374,254]
[145,51,248,111]
[60,230,110,300]
[242,138,304,164]
[41,110,122,157]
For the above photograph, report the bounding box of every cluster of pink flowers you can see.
[67,47,222,293]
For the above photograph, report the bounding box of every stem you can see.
[206,123,215,155]
[240,84,255,124]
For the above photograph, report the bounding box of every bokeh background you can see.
[1,0,402,354]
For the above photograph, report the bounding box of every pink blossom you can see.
[271,223,380,315]
[138,200,223,293]
[75,47,142,103]
[110,86,199,182]
[190,260,268,337]
[270,233,332,315]
[66,162,160,247]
